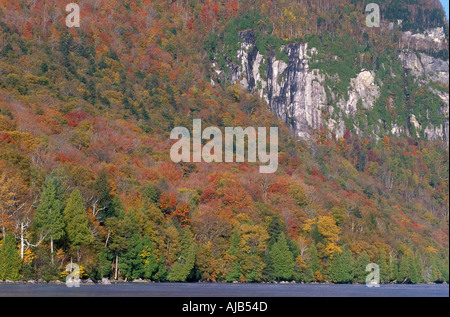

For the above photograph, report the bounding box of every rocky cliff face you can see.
[225,31,328,140]
[397,26,449,142]
[218,28,449,143]
[399,49,449,141]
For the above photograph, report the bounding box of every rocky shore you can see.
[0,278,117,285]
[0,279,444,285]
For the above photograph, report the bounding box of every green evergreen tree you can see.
[398,249,421,284]
[269,233,294,280]
[442,258,449,283]
[0,232,22,281]
[97,248,112,279]
[354,252,371,283]
[378,249,389,284]
[414,251,424,284]
[426,252,439,282]
[429,253,449,283]
[259,215,282,281]
[120,234,154,280]
[63,188,92,261]
[142,183,161,205]
[40,61,48,73]
[93,169,117,223]
[33,176,64,263]
[167,228,195,282]
[329,249,354,283]
[225,228,242,282]
[387,252,399,283]
[105,216,128,280]
[141,241,160,280]
[303,243,321,282]
[58,30,72,56]
[267,215,283,245]
[224,226,266,282]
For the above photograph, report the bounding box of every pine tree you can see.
[97,249,112,278]
[269,233,294,281]
[104,216,128,280]
[429,253,447,283]
[303,243,321,282]
[387,252,399,283]
[398,249,421,283]
[140,240,160,280]
[63,188,92,261]
[414,251,424,284]
[267,215,283,245]
[167,228,195,282]
[225,228,242,282]
[93,169,117,223]
[354,252,371,283]
[329,249,354,283]
[378,249,389,284]
[442,258,449,283]
[0,232,22,281]
[33,176,64,264]
[120,234,154,280]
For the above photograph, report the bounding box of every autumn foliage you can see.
[0,0,448,283]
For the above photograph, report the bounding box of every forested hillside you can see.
[0,0,448,283]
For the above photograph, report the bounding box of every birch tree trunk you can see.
[50,237,54,264]
[20,222,24,261]
[115,253,119,280]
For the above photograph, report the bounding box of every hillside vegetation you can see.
[0,0,448,283]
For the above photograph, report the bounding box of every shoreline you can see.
[0,279,446,286]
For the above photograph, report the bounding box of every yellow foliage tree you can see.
[317,215,340,243]
[317,215,341,258]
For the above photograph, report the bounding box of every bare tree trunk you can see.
[115,253,119,280]
[1,217,5,238]
[50,238,54,264]
[20,222,24,261]
[105,230,110,248]
[77,248,81,263]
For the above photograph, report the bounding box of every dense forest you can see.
[0,0,448,284]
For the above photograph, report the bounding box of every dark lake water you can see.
[0,283,448,297]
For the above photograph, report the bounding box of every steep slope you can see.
[209,2,449,142]
[0,0,448,283]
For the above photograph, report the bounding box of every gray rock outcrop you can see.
[218,28,448,143]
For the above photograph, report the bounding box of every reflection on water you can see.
[0,283,448,297]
